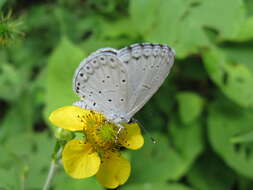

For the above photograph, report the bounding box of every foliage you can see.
[1,0,253,189]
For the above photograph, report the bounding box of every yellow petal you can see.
[62,139,100,179]
[96,152,131,189]
[49,106,89,131]
[119,123,144,150]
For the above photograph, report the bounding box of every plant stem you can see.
[42,148,62,190]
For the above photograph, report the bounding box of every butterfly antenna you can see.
[131,118,158,144]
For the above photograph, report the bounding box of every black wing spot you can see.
[120,98,124,102]
[100,57,105,61]
[108,99,112,102]
[122,79,126,83]
[106,76,110,79]
[80,73,84,77]
[93,102,96,106]
[102,80,105,83]
[77,82,80,86]
[98,91,102,94]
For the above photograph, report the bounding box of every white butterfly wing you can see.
[73,43,175,122]
[117,43,175,119]
[73,49,130,120]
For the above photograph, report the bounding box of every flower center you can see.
[80,111,120,152]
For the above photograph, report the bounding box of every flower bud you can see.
[55,128,74,141]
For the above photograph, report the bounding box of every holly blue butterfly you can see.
[73,43,175,129]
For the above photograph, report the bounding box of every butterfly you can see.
[73,43,175,130]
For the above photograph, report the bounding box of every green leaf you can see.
[1,132,54,189]
[101,18,138,39]
[221,44,253,72]
[0,168,20,190]
[230,130,253,144]
[129,133,199,183]
[0,92,35,141]
[203,47,253,108]
[238,176,253,190]
[169,118,204,165]
[27,134,54,189]
[53,173,103,190]
[187,153,235,190]
[0,0,6,9]
[130,0,162,35]
[208,97,253,178]
[122,183,194,190]
[154,82,176,115]
[0,63,25,101]
[130,0,245,58]
[176,92,204,124]
[233,17,253,41]
[45,37,85,120]
[245,0,253,16]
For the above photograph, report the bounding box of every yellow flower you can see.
[49,106,144,189]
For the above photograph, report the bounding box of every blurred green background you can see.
[1,0,253,189]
